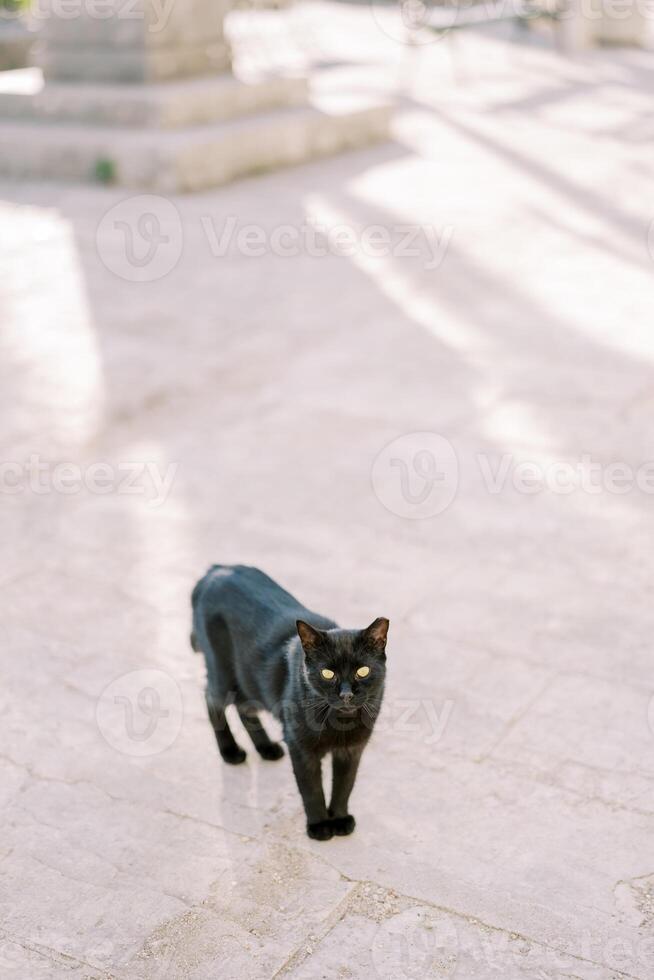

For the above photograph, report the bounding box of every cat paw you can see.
[258,742,285,761]
[329,814,356,836]
[220,746,247,765]
[307,820,334,841]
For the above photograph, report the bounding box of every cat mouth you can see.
[333,704,358,715]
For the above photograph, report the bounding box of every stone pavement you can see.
[1,5,654,978]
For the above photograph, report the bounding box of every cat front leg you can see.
[288,744,333,840]
[328,747,363,835]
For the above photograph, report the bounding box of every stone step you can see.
[0,22,36,71]
[0,68,308,128]
[0,97,391,192]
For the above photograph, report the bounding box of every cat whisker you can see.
[362,700,381,722]
[312,700,333,741]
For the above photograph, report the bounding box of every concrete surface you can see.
[1,4,654,978]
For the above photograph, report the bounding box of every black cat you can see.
[191,564,388,840]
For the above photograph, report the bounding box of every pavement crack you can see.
[160,806,257,841]
[271,883,355,979]
[0,928,120,979]
[475,674,556,763]
[1,752,258,844]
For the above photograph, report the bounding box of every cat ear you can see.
[296,620,326,657]
[361,617,389,654]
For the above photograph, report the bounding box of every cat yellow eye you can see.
[356,666,370,679]
[321,668,335,680]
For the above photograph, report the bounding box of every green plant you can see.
[0,0,31,12]
[94,158,116,185]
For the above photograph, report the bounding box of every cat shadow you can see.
[215,714,297,836]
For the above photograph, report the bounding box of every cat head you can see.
[296,617,389,712]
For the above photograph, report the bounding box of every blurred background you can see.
[1,0,654,978]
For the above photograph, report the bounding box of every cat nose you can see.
[339,686,353,703]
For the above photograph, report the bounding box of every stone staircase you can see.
[0,67,391,191]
